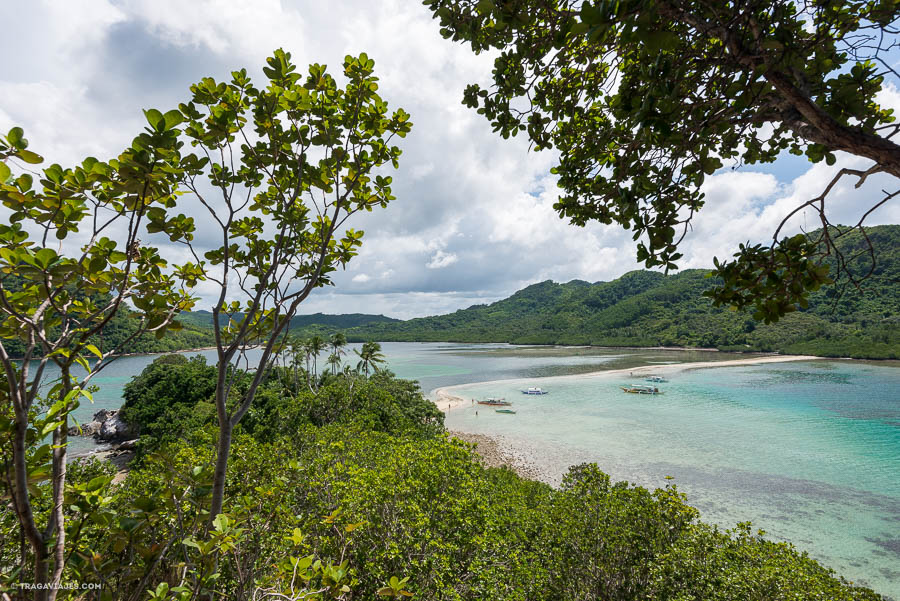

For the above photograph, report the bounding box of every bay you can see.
[43,342,900,598]
[63,342,745,452]
[444,355,900,599]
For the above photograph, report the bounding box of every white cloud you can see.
[426,250,458,269]
[1,0,897,319]
[118,0,308,60]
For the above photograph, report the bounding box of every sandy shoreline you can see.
[449,431,551,481]
[441,353,823,483]
[432,353,821,413]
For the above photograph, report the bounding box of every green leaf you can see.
[74,355,90,372]
[15,149,43,164]
[0,162,10,182]
[143,108,166,132]
[41,420,64,437]
[163,109,183,129]
[7,127,25,148]
[34,248,57,268]
[86,475,108,492]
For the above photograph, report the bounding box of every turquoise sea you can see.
[441,354,900,599]
[55,342,899,598]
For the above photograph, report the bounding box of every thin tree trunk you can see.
[10,394,50,601]
[46,367,71,601]
[33,548,49,601]
[208,351,233,522]
[209,419,233,520]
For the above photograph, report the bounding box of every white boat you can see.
[645,376,668,383]
[521,387,548,395]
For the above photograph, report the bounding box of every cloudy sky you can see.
[2,0,898,319]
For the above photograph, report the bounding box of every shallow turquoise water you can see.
[46,342,900,597]
[444,360,900,599]
[64,343,745,449]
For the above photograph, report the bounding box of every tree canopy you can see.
[425,0,900,322]
[169,48,412,519]
[0,120,199,600]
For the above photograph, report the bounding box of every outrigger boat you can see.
[495,409,517,414]
[477,397,512,406]
[521,387,548,395]
[621,384,662,395]
[645,376,668,383]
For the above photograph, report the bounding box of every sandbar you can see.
[432,353,821,413]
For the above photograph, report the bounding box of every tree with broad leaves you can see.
[171,49,411,521]
[0,125,198,600]
[426,0,900,322]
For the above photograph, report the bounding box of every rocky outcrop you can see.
[116,438,138,451]
[68,421,101,437]
[68,409,137,442]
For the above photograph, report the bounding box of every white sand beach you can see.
[432,353,822,413]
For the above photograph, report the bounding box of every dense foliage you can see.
[166,48,412,520]
[2,357,885,600]
[426,0,900,321]
[0,48,411,598]
[1,19,895,600]
[0,309,215,359]
[0,112,201,600]
[118,354,218,453]
[351,226,900,359]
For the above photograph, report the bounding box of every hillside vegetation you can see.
[349,226,900,359]
[2,311,397,358]
[178,311,398,330]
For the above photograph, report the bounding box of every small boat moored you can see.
[495,409,517,414]
[521,387,548,395]
[645,376,668,383]
[478,397,512,406]
[621,384,662,395]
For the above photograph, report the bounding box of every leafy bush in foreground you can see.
[2,368,885,600]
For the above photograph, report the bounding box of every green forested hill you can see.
[348,226,900,359]
[178,310,398,335]
[5,229,895,359]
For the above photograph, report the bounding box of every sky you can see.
[1,0,899,319]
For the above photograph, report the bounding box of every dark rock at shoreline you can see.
[67,409,137,442]
[68,421,101,437]
[116,438,138,451]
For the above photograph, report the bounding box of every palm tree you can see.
[307,334,327,381]
[354,341,386,378]
[329,332,348,375]
[288,334,305,392]
[325,352,342,376]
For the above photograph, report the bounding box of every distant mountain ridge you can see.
[346,225,900,359]
[178,311,399,330]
